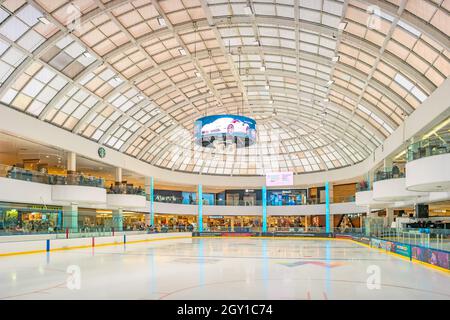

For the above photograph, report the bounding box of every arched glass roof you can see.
[0,0,448,175]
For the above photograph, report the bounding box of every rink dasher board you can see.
[0,232,192,256]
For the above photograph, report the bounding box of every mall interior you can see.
[0,0,448,300]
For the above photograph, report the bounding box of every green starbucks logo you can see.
[98,147,106,158]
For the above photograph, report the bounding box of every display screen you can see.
[265,172,294,187]
[194,114,257,148]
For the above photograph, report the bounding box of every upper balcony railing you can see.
[406,132,450,162]
[153,196,355,206]
[107,185,146,196]
[0,164,105,188]
[374,167,405,182]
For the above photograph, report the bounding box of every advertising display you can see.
[194,115,257,148]
[265,172,294,187]
[412,246,450,270]
[370,238,411,258]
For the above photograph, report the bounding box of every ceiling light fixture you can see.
[38,16,50,25]
[265,83,269,90]
[331,56,340,62]
[325,80,334,87]
[82,51,92,58]
[338,22,348,30]
[244,4,253,15]
[195,71,202,78]
[260,65,266,71]
[157,17,166,26]
[178,48,186,55]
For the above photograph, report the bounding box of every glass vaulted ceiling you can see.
[0,0,448,176]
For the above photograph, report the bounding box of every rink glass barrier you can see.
[406,131,450,162]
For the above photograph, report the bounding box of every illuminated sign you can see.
[194,114,256,148]
[265,172,294,187]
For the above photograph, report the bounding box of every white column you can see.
[67,152,76,172]
[115,167,123,183]
[385,207,394,227]
[112,208,123,231]
[63,204,78,231]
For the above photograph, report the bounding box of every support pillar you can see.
[112,208,123,231]
[115,167,123,183]
[262,185,267,233]
[198,184,203,232]
[145,177,154,226]
[63,204,78,232]
[325,182,331,233]
[386,207,394,227]
[67,152,76,172]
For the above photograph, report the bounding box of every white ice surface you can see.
[0,238,449,300]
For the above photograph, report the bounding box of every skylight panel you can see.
[394,73,414,91]
[411,86,427,102]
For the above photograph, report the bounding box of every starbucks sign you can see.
[98,147,106,158]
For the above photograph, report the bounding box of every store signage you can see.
[98,147,106,158]
[265,172,293,186]
[30,205,61,211]
[154,194,179,202]
[208,216,224,219]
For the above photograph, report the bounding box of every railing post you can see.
[65,227,69,239]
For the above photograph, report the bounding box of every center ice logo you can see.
[67,265,81,290]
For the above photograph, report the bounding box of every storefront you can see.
[154,214,197,231]
[0,202,62,233]
[267,216,305,229]
[204,215,261,231]
[78,209,147,230]
[224,189,262,205]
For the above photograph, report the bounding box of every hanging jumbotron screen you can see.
[194,115,257,148]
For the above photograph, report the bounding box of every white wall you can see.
[154,202,197,215]
[406,153,450,192]
[52,185,106,204]
[106,194,147,208]
[0,177,53,205]
[373,178,426,201]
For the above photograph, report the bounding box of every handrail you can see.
[0,164,104,188]
[407,131,450,162]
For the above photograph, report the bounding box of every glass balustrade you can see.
[0,164,105,188]
[374,167,405,182]
[407,131,450,162]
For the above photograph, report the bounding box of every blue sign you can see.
[194,114,257,148]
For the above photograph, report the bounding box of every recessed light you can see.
[137,95,144,100]
[195,71,202,78]
[178,48,186,55]
[331,56,340,62]
[265,84,269,90]
[82,51,92,58]
[260,65,266,71]
[157,17,166,26]
[114,76,121,82]
[325,80,334,87]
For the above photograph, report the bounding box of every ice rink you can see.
[0,237,449,300]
